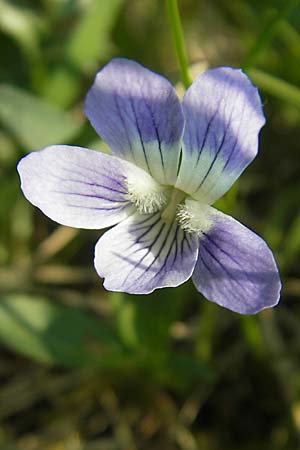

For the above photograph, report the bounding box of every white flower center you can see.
[177,199,213,235]
[127,168,170,214]
[127,170,213,235]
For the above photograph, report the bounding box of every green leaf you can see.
[0,294,124,367]
[67,0,124,71]
[111,285,188,354]
[0,84,81,149]
[162,351,213,390]
[41,0,124,107]
[40,66,80,108]
[0,0,45,59]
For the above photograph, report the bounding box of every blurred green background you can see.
[1,0,300,449]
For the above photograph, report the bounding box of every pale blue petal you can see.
[176,67,265,204]
[17,145,136,229]
[192,206,281,314]
[84,58,184,185]
[95,212,199,294]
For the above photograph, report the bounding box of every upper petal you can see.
[17,145,136,229]
[94,212,199,294]
[175,67,265,204]
[191,203,281,314]
[84,58,184,185]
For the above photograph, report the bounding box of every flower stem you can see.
[165,0,191,88]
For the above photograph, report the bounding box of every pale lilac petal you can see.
[176,67,265,204]
[95,212,199,294]
[17,145,136,229]
[192,207,281,314]
[84,58,184,185]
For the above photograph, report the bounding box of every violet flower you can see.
[17,58,281,314]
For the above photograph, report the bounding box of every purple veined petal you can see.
[17,145,137,229]
[84,58,184,185]
[94,212,199,294]
[175,67,266,204]
[191,203,281,314]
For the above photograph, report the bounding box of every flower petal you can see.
[17,145,136,229]
[94,212,199,294]
[191,204,281,314]
[84,58,184,185]
[176,67,265,204]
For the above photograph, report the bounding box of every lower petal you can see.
[192,206,281,314]
[95,212,199,294]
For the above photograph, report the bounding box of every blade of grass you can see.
[247,68,300,109]
[165,0,191,88]
[243,0,299,69]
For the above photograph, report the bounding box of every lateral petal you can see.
[191,204,281,314]
[176,67,265,204]
[17,145,136,229]
[94,212,199,294]
[84,58,184,185]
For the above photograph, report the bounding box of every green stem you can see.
[165,0,191,88]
